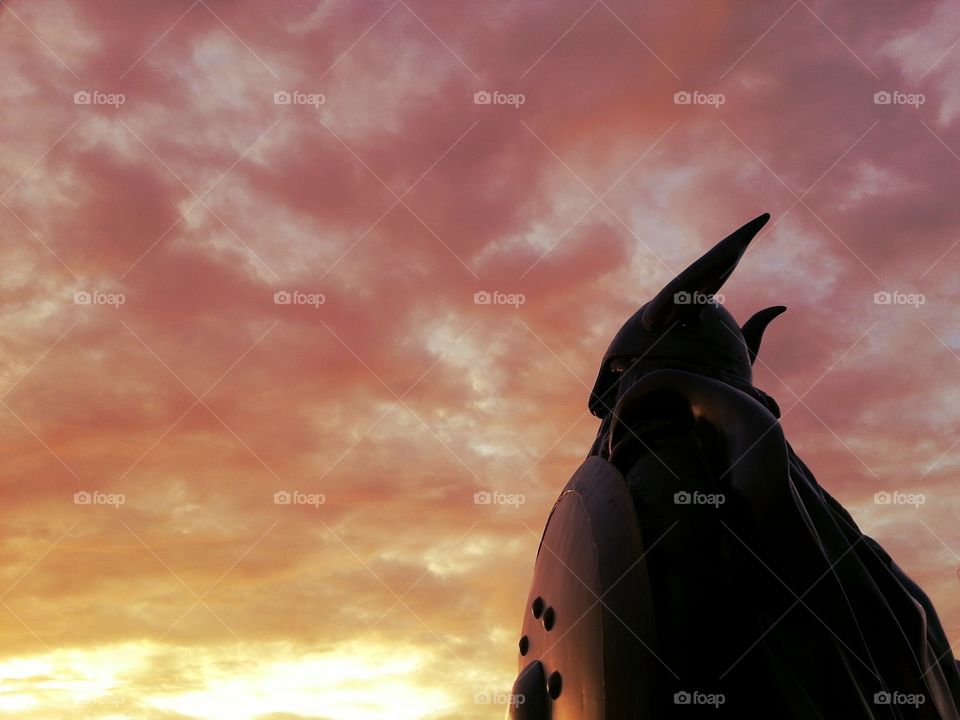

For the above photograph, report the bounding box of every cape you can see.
[597,369,960,718]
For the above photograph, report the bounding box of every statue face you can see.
[592,302,754,417]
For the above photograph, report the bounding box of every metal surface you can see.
[506,661,548,720]
[511,456,656,719]
[510,211,960,717]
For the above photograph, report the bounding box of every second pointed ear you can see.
[740,306,786,364]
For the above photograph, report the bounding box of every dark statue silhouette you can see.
[507,214,960,718]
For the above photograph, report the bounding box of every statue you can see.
[506,214,960,718]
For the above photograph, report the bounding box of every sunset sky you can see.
[2,0,960,717]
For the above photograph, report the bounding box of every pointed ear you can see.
[643,213,770,331]
[741,306,786,364]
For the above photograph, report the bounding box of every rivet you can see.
[542,606,555,631]
[531,596,544,619]
[547,670,562,699]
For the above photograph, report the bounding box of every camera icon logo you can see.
[73,491,92,504]
[274,291,292,305]
[74,291,92,305]
[74,91,92,105]
[273,491,292,505]
[674,691,692,704]
[473,91,492,105]
[674,491,691,505]
[874,291,892,304]
[274,91,292,105]
[873,91,892,105]
[874,691,892,705]
[474,491,492,505]
[473,290,492,305]
[673,91,692,105]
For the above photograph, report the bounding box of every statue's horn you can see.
[642,213,770,331]
[741,305,786,364]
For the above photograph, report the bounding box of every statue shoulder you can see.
[608,370,788,498]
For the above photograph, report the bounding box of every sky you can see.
[1,0,960,717]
